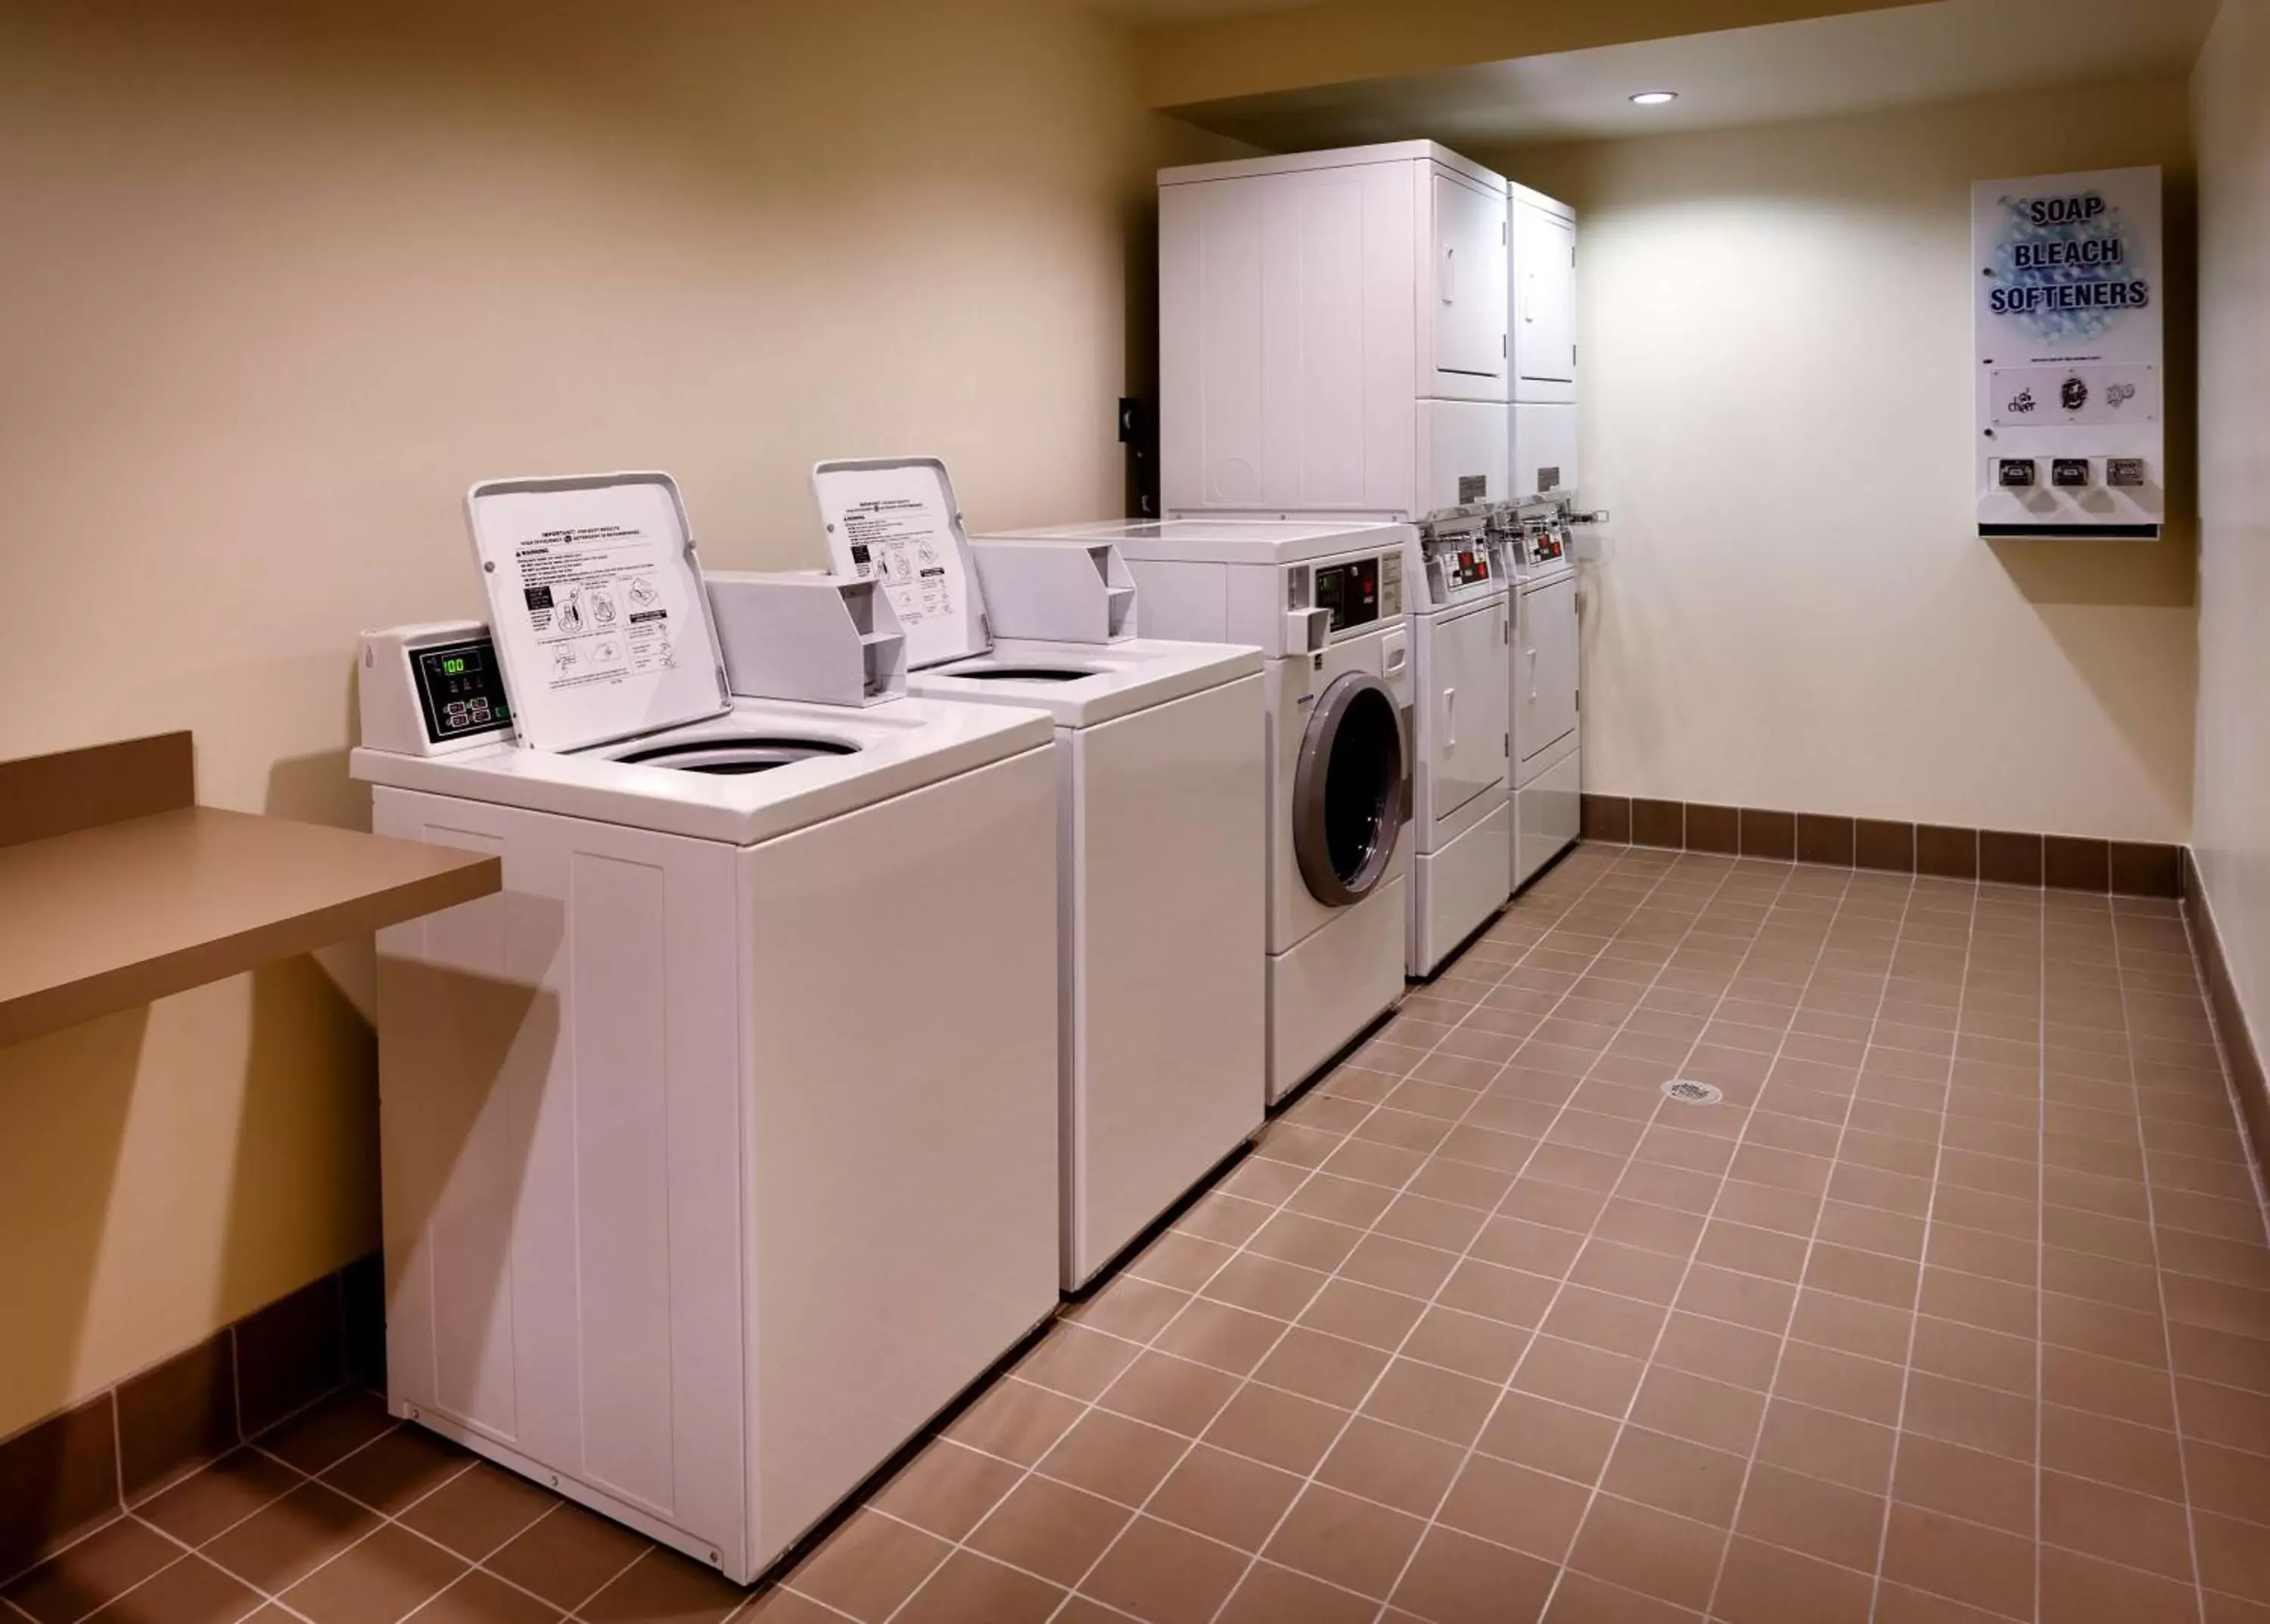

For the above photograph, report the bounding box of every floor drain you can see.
[1662,1079,1724,1104]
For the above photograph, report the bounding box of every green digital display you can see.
[442,656,467,674]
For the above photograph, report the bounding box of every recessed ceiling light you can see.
[1629,91,1678,106]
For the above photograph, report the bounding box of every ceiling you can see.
[1158,0,2218,151]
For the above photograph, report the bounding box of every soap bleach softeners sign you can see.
[1973,166,2163,538]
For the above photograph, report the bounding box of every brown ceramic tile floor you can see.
[14,844,2269,1624]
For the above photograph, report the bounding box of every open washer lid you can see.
[810,456,997,673]
[467,471,731,754]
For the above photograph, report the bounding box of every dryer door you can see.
[1292,671,1409,907]
[1426,597,1512,832]
[1432,172,1510,389]
[1517,577,1580,767]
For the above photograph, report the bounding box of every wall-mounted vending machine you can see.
[1973,166,2163,539]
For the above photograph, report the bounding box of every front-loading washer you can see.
[1402,509,1512,976]
[798,457,1267,1291]
[350,471,1061,1584]
[973,518,1415,1104]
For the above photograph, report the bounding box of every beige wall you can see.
[1479,79,2199,838]
[2191,2,2270,1069]
[0,0,1241,1442]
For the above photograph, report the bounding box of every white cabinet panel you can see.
[1161,145,1510,518]
[1431,172,1510,394]
[1516,576,1579,767]
[1426,597,1512,829]
[1511,402,1579,501]
[1513,199,1577,403]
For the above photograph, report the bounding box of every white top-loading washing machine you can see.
[1500,507,1581,890]
[974,518,1415,1104]
[1403,510,1512,975]
[350,471,1061,1585]
[799,457,1267,1291]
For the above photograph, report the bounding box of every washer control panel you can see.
[358,621,518,758]
[1313,558,1379,630]
[1304,551,1404,633]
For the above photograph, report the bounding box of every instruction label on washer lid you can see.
[514,524,678,693]
[470,475,726,751]
[814,460,984,668]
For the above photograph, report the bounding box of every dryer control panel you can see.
[1413,525,1502,611]
[1519,519,1569,569]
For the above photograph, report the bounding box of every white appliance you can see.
[1159,142,1512,521]
[350,471,1061,1584]
[808,458,1267,1292]
[977,518,1414,1104]
[1402,512,1512,974]
[1510,182,1579,503]
[1501,509,1581,889]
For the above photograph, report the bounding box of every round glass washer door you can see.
[614,736,859,776]
[1291,672,1407,907]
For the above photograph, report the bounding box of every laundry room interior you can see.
[1,0,2266,1620]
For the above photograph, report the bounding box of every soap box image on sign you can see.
[1972,166,2163,538]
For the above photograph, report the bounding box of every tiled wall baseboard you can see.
[0,1253,384,1582]
[2183,852,2270,1187]
[1578,794,2185,897]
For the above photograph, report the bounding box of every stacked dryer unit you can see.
[1158,141,1517,975]
[1158,139,1511,525]
[975,518,1414,1106]
[1509,182,1580,505]
[802,456,1269,1291]
[1503,181,1584,888]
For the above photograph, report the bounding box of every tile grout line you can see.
[1691,865,1923,1622]
[912,1329,2231,1604]
[37,1401,395,1624]
[815,854,2252,1618]
[1354,852,1836,1614]
[2111,905,2213,1624]
[997,1122,2270,1421]
[0,1355,355,1602]
[36,860,2261,1624]
[1512,854,1855,1622]
[2035,884,2050,1624]
[1342,854,1794,1620]
[1022,852,1662,1624]
[118,1404,627,1624]
[2172,881,2270,1225]
[1863,874,1985,1623]
[1039,848,1678,1622]
[1275,848,1772,1624]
